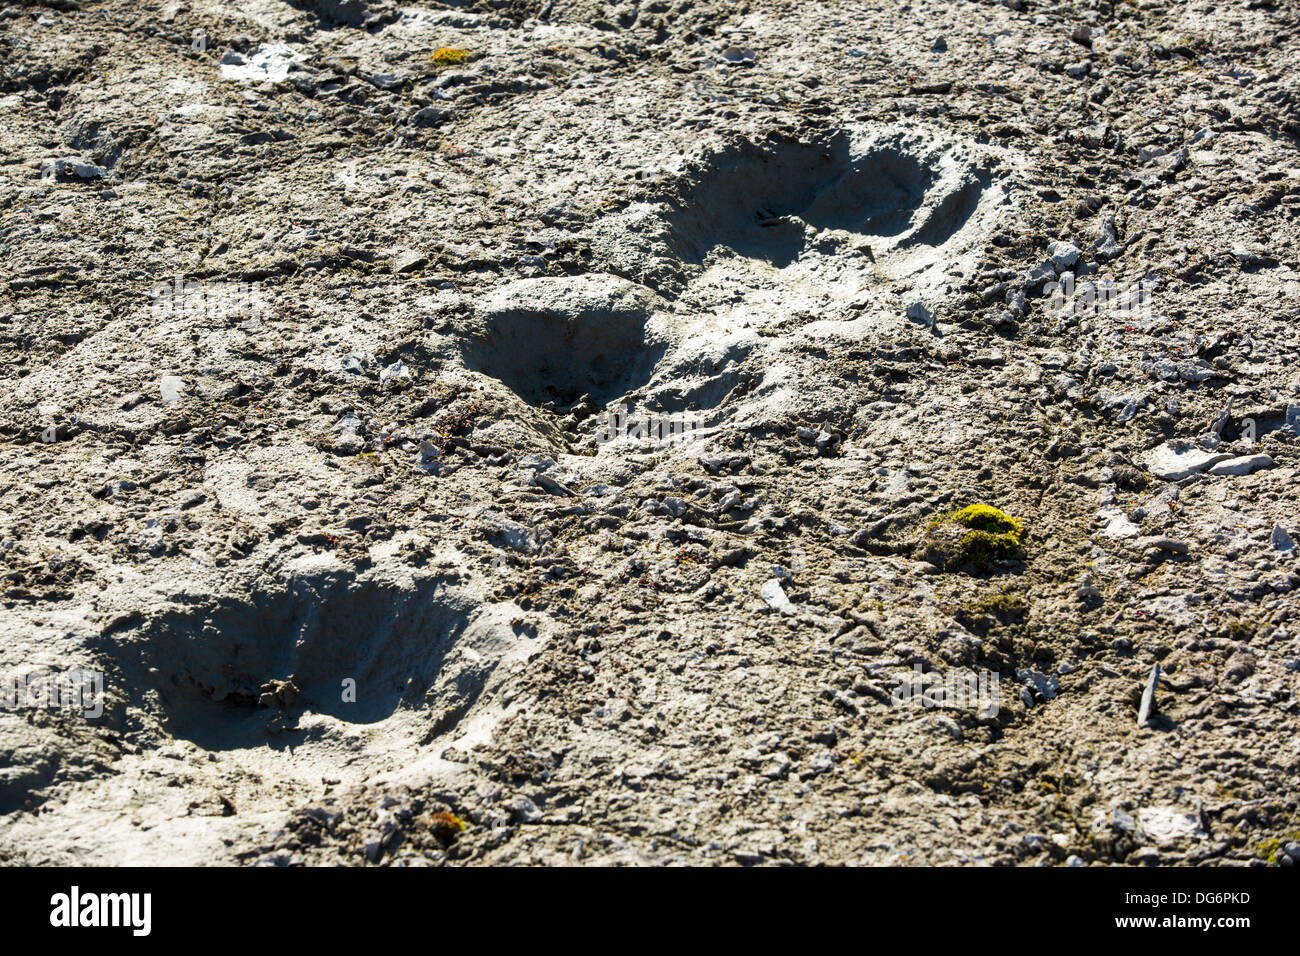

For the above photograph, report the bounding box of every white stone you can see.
[219,44,304,83]
[1098,506,1140,538]
[1207,454,1273,477]
[159,376,187,404]
[1143,443,1232,481]
[1047,240,1081,271]
[761,578,796,615]
[905,301,935,326]
[1137,806,1204,844]
[379,360,409,385]
[1272,524,1295,552]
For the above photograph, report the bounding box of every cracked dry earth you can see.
[1,0,1299,868]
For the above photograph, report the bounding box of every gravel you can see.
[1,0,1297,869]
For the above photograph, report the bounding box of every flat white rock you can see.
[1207,454,1273,476]
[1143,443,1231,481]
[1273,524,1295,552]
[761,578,796,615]
[159,376,187,404]
[1098,506,1140,538]
[1138,806,1204,844]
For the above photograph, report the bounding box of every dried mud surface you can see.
[1,0,1299,866]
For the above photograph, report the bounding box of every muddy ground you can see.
[1,0,1298,866]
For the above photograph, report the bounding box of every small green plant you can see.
[431,810,467,843]
[955,591,1029,635]
[1225,621,1257,641]
[961,592,1029,618]
[431,47,470,65]
[950,504,1024,540]
[918,503,1026,573]
[958,529,1021,567]
[1257,831,1300,864]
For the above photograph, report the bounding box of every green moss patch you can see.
[431,47,471,65]
[917,504,1026,573]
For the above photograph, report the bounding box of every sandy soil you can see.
[1,0,1299,866]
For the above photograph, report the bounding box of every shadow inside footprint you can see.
[665,129,990,267]
[461,274,667,407]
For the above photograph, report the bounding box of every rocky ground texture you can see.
[1,0,1299,866]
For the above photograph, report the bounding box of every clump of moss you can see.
[1257,831,1300,864]
[959,529,1021,567]
[950,504,1024,539]
[431,47,471,65]
[918,503,1026,573]
[431,810,467,842]
[955,591,1029,636]
[975,594,1024,614]
[1225,620,1257,641]
[962,593,1029,619]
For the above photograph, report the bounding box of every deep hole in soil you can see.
[667,132,984,266]
[461,280,666,407]
[96,570,478,749]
